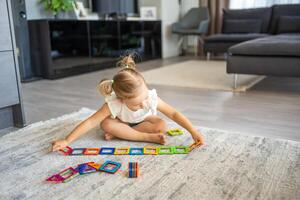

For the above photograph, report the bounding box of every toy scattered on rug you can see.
[58,141,203,157]
[128,162,139,178]
[49,141,203,183]
[46,160,122,183]
[59,145,193,156]
[167,128,184,136]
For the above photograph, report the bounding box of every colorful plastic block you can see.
[46,174,64,183]
[58,167,79,183]
[173,146,189,154]
[59,146,73,156]
[128,162,139,178]
[99,147,115,155]
[129,148,144,155]
[114,147,130,155]
[158,146,175,155]
[83,148,100,155]
[87,162,102,170]
[167,128,184,136]
[99,161,121,174]
[75,162,97,174]
[69,148,86,156]
[143,146,158,155]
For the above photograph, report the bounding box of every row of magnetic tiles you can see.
[46,160,139,183]
[59,145,190,156]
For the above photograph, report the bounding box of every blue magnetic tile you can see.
[129,162,132,177]
[129,148,144,155]
[76,163,97,174]
[99,147,115,155]
[99,160,121,174]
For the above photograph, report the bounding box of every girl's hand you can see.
[52,139,69,152]
[192,132,205,145]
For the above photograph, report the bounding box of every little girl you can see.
[52,55,204,151]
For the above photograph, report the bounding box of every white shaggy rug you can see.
[142,60,265,92]
[0,108,299,200]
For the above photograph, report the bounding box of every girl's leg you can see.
[103,115,167,140]
[100,117,165,144]
[131,115,167,133]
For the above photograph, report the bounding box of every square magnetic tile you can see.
[158,146,175,155]
[143,146,158,155]
[83,148,100,155]
[114,147,130,155]
[69,148,86,156]
[129,148,144,155]
[99,147,115,155]
[173,146,189,154]
[99,160,121,174]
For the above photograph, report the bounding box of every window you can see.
[230,0,300,9]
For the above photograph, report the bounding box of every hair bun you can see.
[117,54,136,69]
[97,79,113,96]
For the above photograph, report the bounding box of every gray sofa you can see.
[227,4,300,78]
[227,34,300,77]
[204,7,272,56]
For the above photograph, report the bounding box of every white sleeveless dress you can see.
[105,89,158,123]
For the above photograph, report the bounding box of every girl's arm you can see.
[52,103,111,151]
[157,97,204,144]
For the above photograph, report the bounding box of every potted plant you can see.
[39,0,77,18]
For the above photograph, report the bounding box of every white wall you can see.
[25,0,55,20]
[181,0,199,50]
[140,0,199,57]
[181,0,199,17]
[160,0,180,58]
[139,0,180,58]
[138,0,162,19]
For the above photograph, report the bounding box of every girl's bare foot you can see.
[103,133,116,141]
[148,134,166,145]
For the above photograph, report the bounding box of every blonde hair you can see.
[97,54,146,99]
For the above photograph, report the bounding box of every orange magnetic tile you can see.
[83,148,100,155]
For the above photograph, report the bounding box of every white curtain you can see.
[230,0,300,9]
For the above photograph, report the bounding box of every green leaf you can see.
[38,0,75,14]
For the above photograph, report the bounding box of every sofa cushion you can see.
[222,7,272,33]
[223,19,262,33]
[269,4,300,34]
[205,33,269,43]
[229,34,300,56]
[277,16,300,34]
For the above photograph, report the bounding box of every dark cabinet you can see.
[49,21,90,71]
[28,19,161,79]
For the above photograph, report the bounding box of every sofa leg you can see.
[206,52,211,61]
[233,74,238,89]
[224,53,228,60]
[178,37,184,55]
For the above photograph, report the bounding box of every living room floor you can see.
[18,56,300,142]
